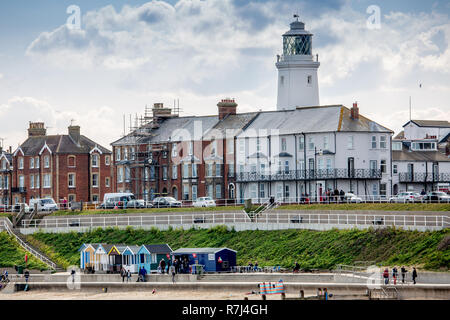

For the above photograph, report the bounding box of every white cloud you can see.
[0,97,117,149]
[5,0,448,145]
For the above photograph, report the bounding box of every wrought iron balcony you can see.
[11,187,27,193]
[398,172,450,183]
[236,169,382,182]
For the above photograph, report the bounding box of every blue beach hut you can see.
[137,244,173,273]
[171,248,237,273]
[121,245,140,273]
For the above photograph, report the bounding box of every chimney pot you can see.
[68,125,81,145]
[217,98,238,120]
[351,102,359,120]
[28,122,47,137]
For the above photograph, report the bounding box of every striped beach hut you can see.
[93,244,109,272]
[137,244,173,273]
[122,245,140,273]
[79,243,96,271]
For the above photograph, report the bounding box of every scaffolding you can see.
[119,102,180,200]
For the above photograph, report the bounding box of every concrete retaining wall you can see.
[19,222,445,235]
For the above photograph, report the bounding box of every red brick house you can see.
[0,148,13,206]
[11,122,112,205]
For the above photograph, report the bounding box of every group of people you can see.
[1,270,9,285]
[383,266,418,285]
[120,267,132,282]
[300,189,348,203]
[247,261,260,272]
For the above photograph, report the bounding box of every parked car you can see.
[125,199,150,209]
[29,198,58,212]
[152,197,182,208]
[344,193,362,203]
[389,192,422,203]
[422,191,450,203]
[193,197,216,208]
[99,193,137,209]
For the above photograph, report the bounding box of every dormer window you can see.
[18,157,24,169]
[411,142,436,151]
[44,155,50,168]
[392,142,402,151]
[91,154,99,167]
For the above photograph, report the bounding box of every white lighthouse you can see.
[276,17,320,110]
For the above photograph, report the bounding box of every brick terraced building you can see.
[10,122,112,204]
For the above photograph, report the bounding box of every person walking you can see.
[339,190,345,202]
[293,261,300,273]
[170,265,176,284]
[24,269,30,284]
[120,267,126,283]
[160,259,166,275]
[392,267,398,285]
[71,269,76,283]
[141,267,147,282]
[254,261,259,272]
[126,269,131,283]
[401,266,407,284]
[383,268,389,285]
[412,267,418,284]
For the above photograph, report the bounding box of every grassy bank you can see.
[29,227,450,271]
[0,232,48,270]
[49,206,244,216]
[278,203,450,212]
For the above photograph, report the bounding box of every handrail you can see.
[2,218,56,270]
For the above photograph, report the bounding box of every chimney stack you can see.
[68,125,81,145]
[217,98,237,120]
[28,122,47,137]
[351,102,359,120]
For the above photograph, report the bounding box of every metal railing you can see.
[20,212,450,230]
[399,172,450,183]
[1,218,57,270]
[236,169,382,182]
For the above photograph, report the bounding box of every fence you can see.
[20,212,450,231]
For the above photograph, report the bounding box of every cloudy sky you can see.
[0,0,449,150]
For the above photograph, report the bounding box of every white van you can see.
[29,198,58,212]
[100,193,139,209]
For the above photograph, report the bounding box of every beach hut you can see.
[93,244,109,272]
[137,244,173,273]
[171,248,237,273]
[107,244,127,273]
[79,243,96,272]
[121,245,140,273]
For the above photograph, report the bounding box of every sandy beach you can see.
[0,289,289,300]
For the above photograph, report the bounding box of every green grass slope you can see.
[28,226,450,271]
[0,232,48,270]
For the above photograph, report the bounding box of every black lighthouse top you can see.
[282,16,313,56]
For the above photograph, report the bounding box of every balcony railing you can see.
[398,172,450,183]
[11,187,27,193]
[236,169,382,182]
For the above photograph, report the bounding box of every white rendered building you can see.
[235,104,394,203]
